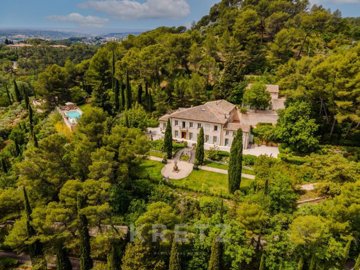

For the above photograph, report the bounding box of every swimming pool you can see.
[65,110,82,120]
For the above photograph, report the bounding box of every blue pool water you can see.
[65,110,81,120]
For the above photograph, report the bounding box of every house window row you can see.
[173,120,219,131]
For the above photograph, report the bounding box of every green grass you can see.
[149,150,164,158]
[173,170,253,196]
[139,159,163,181]
[203,160,255,175]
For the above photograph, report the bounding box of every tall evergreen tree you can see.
[126,71,132,109]
[297,257,304,270]
[23,187,46,269]
[343,239,352,267]
[56,242,72,270]
[77,195,93,270]
[120,80,126,111]
[169,240,181,270]
[195,127,204,165]
[208,236,222,270]
[108,240,122,270]
[137,84,143,105]
[354,254,360,270]
[164,119,173,159]
[259,253,265,270]
[228,130,243,193]
[13,80,22,102]
[114,79,120,113]
[5,84,12,104]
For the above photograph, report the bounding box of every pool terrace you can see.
[57,102,83,130]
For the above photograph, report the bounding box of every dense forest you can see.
[0,0,360,269]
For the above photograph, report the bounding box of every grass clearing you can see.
[173,169,253,196]
[203,160,255,175]
[149,150,164,158]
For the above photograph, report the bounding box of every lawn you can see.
[149,150,164,158]
[139,159,163,181]
[173,170,253,196]
[203,160,255,175]
[139,159,253,196]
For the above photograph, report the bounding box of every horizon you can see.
[1,0,360,35]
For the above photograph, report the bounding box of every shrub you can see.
[242,154,257,166]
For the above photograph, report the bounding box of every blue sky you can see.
[0,0,359,33]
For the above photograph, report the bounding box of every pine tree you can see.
[77,195,93,270]
[208,236,222,270]
[169,240,181,270]
[259,253,265,270]
[1,158,8,173]
[354,254,360,270]
[13,80,22,102]
[164,119,173,159]
[5,84,12,104]
[195,127,204,165]
[126,71,132,109]
[23,187,46,269]
[228,130,243,193]
[56,242,72,270]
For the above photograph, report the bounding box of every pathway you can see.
[244,145,279,158]
[161,160,194,180]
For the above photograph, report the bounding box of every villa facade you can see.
[159,85,285,150]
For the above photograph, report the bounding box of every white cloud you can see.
[48,13,109,27]
[80,0,191,20]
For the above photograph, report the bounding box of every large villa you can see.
[159,85,285,150]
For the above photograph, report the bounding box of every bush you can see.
[0,258,18,270]
[242,154,257,166]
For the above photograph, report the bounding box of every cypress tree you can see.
[343,239,352,267]
[259,253,265,270]
[120,80,126,111]
[13,80,22,102]
[164,119,173,159]
[23,86,30,109]
[137,84,143,105]
[195,127,204,165]
[354,254,360,270]
[297,257,304,270]
[1,158,7,173]
[56,242,72,270]
[5,84,12,104]
[77,195,93,270]
[125,71,132,109]
[169,240,181,270]
[309,254,316,270]
[114,79,120,112]
[107,240,122,270]
[228,130,243,194]
[208,236,222,270]
[23,187,46,269]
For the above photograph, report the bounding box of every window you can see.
[213,136,217,144]
[189,132,193,140]
[225,130,230,136]
[175,131,179,138]
[189,122,193,128]
[205,135,209,143]
[225,138,229,146]
[182,121,186,128]
[198,123,202,129]
[175,120,178,126]
[214,125,218,131]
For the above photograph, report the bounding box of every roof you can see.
[247,84,279,93]
[225,122,250,133]
[164,100,236,125]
